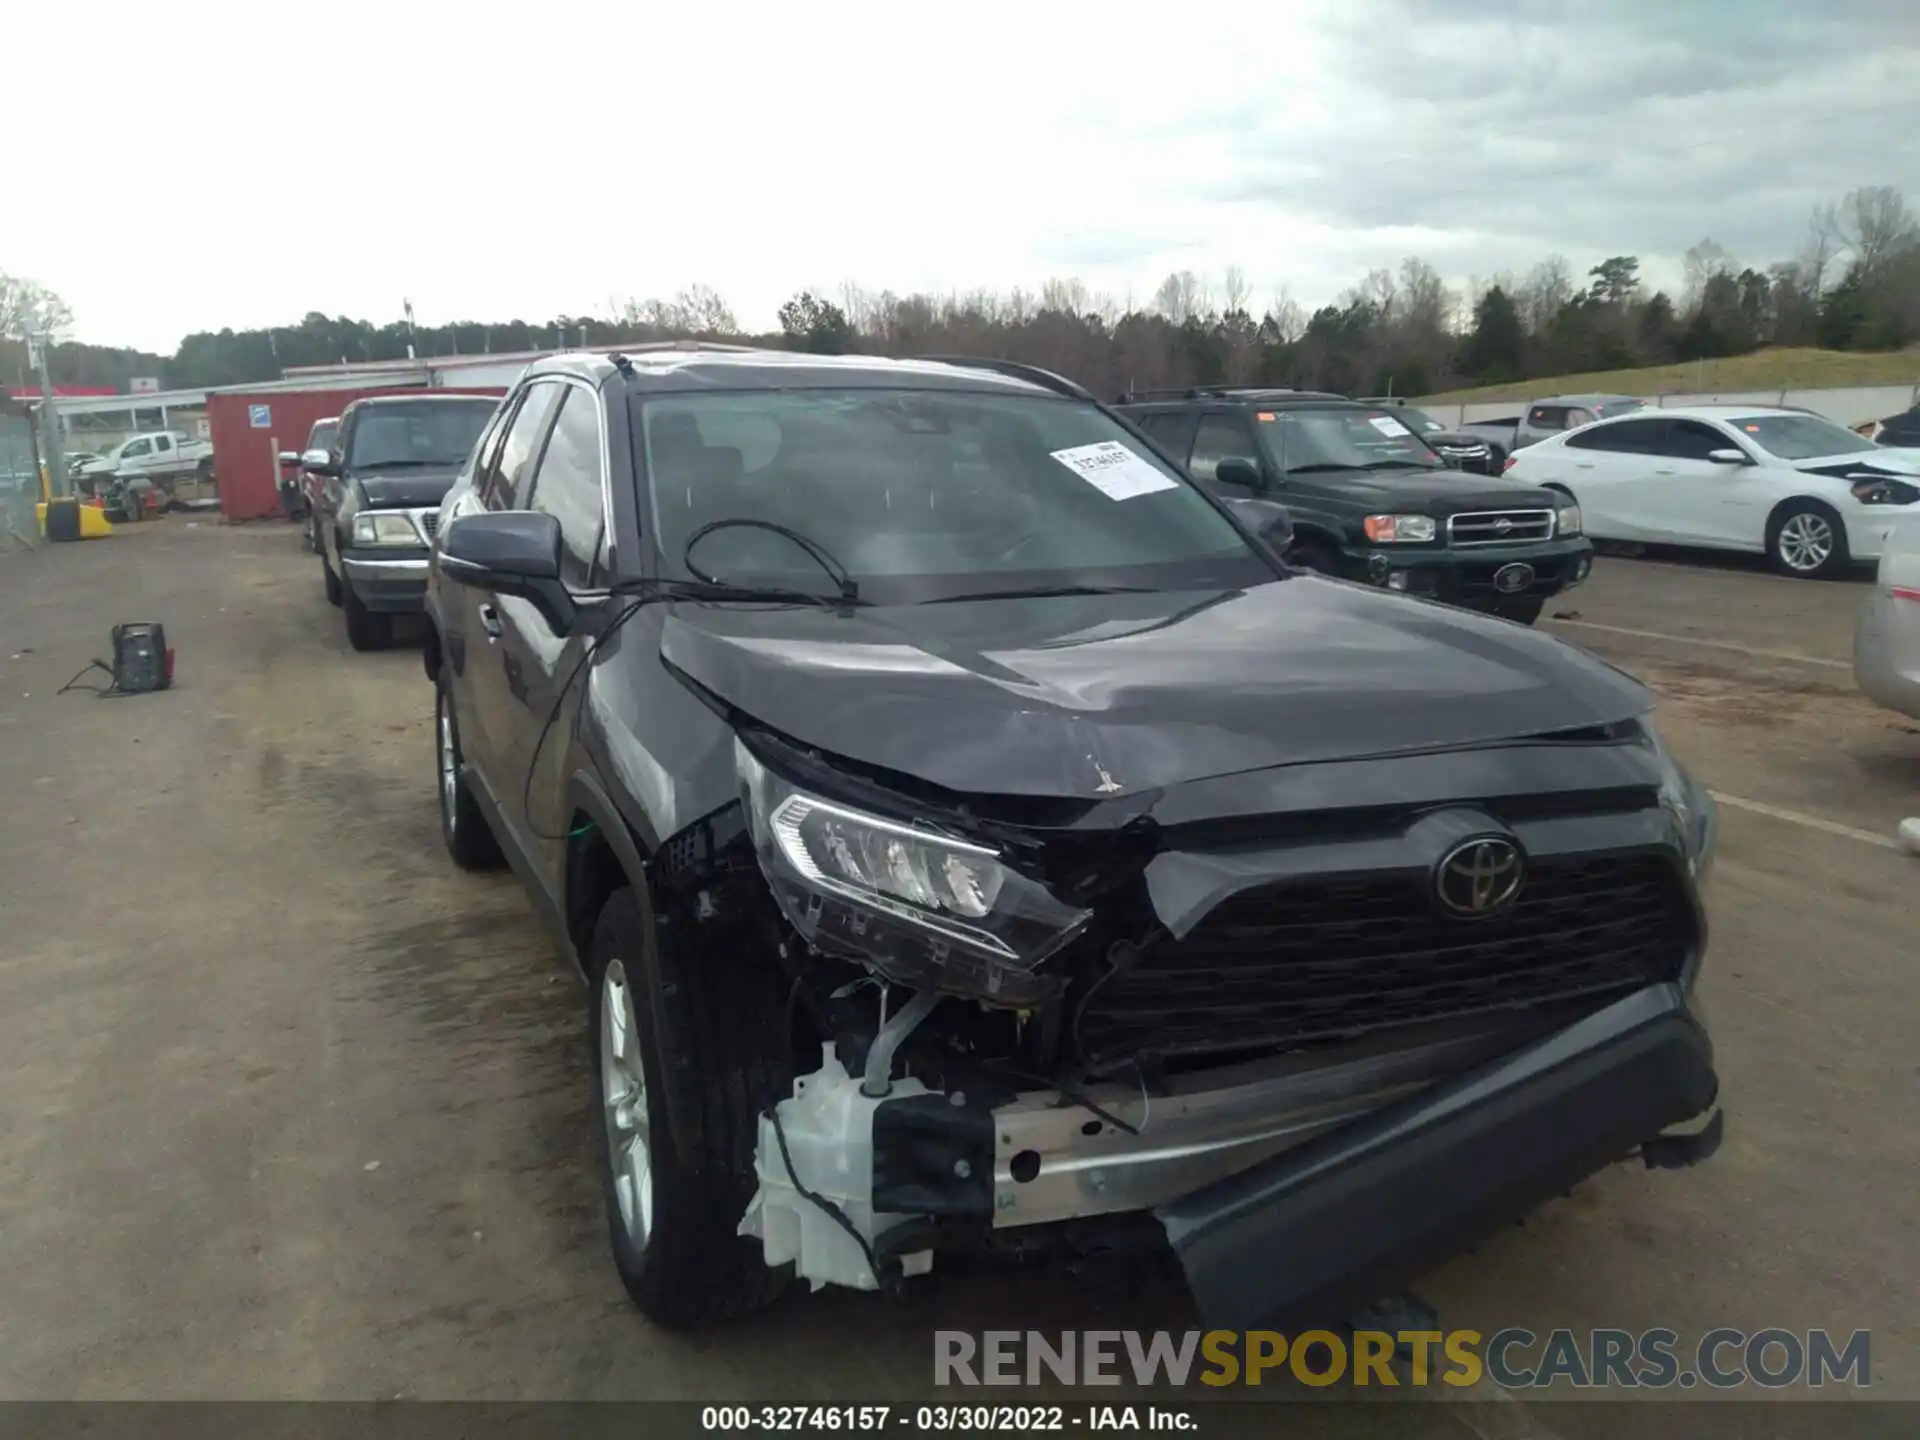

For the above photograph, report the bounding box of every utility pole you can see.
[404,299,418,360]
[26,330,66,501]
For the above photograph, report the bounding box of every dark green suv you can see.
[1114,388,1595,625]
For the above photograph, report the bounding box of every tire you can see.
[435,671,503,870]
[322,552,343,606]
[1768,500,1850,579]
[587,885,793,1327]
[343,586,392,651]
[1286,537,1343,577]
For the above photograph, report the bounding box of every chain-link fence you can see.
[1,405,42,550]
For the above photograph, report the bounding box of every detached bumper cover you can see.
[1157,983,1718,1332]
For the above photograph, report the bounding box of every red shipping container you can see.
[207,384,506,522]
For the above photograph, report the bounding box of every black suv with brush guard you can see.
[1115,388,1594,625]
[420,348,1720,1333]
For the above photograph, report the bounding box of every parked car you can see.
[1505,404,1920,578]
[1458,394,1650,467]
[1854,518,1920,722]
[78,430,214,491]
[1113,387,1593,624]
[1863,406,1920,449]
[276,415,339,541]
[1374,403,1499,474]
[422,348,1721,1333]
[309,393,499,650]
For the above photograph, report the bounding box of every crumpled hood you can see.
[1795,449,1920,479]
[657,577,1650,799]
[355,467,462,508]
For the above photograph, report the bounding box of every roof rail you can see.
[913,355,1093,401]
[1113,386,1244,404]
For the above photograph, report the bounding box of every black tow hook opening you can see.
[1640,1107,1725,1170]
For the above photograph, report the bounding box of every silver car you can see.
[1854,518,1920,721]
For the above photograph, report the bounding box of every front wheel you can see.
[1286,539,1343,576]
[1769,501,1850,578]
[588,887,792,1327]
[343,586,392,651]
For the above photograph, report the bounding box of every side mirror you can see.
[1706,448,1750,466]
[1222,496,1294,553]
[277,450,300,467]
[438,510,575,633]
[302,448,338,474]
[1214,456,1265,490]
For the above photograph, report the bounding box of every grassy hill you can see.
[1417,347,1920,407]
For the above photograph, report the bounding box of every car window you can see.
[525,386,605,588]
[638,389,1270,603]
[1254,404,1442,474]
[1566,418,1664,454]
[1135,412,1194,454]
[1566,408,1597,428]
[346,399,496,472]
[154,435,172,453]
[1728,413,1880,461]
[486,383,564,510]
[1188,414,1260,481]
[1527,406,1567,430]
[122,438,152,458]
[1658,420,1736,462]
[309,421,340,452]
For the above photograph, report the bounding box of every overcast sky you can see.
[9,0,1918,353]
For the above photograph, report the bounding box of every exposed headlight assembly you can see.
[1648,726,1715,880]
[1555,502,1583,536]
[351,511,424,546]
[1362,513,1436,543]
[1849,476,1918,506]
[736,739,1092,1003]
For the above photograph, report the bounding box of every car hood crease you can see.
[656,579,1650,799]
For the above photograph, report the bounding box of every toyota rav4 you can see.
[421,348,1722,1331]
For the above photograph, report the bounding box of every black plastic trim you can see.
[1157,983,1718,1332]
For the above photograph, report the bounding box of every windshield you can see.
[1254,405,1443,473]
[346,400,494,470]
[1730,413,1879,460]
[1594,399,1646,417]
[638,389,1272,602]
[1397,407,1449,436]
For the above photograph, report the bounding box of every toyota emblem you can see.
[1434,837,1525,916]
[1493,562,1535,594]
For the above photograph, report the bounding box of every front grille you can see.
[1449,508,1553,545]
[416,509,440,539]
[1454,555,1569,598]
[1073,853,1690,1068]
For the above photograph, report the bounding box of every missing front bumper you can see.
[1155,982,1718,1332]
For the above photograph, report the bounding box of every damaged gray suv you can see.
[421,347,1723,1331]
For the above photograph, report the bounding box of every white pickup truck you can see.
[77,430,215,490]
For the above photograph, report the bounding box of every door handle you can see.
[1574,462,1596,470]
[478,603,503,639]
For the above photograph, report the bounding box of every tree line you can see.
[6,185,1916,404]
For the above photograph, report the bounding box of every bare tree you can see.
[1152,270,1204,324]
[1222,265,1252,317]
[1838,186,1920,280]
[675,284,737,334]
[0,272,73,340]
[1041,277,1092,316]
[1515,255,1574,334]
[1681,240,1736,313]
[1795,203,1842,299]
[1262,287,1305,343]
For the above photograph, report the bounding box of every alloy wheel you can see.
[1777,512,1834,573]
[600,958,654,1248]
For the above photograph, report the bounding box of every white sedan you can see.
[1504,404,1920,578]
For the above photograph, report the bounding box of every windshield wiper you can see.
[1367,460,1445,470]
[1282,463,1368,475]
[920,583,1159,605]
[683,517,861,604]
[355,458,451,470]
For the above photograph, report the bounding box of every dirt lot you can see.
[0,520,1914,1418]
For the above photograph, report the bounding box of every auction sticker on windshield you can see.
[1050,441,1180,501]
[1368,415,1411,437]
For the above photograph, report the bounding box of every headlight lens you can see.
[1849,477,1918,506]
[737,740,1092,1000]
[1556,502,1583,536]
[352,511,423,546]
[1363,513,1436,543]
